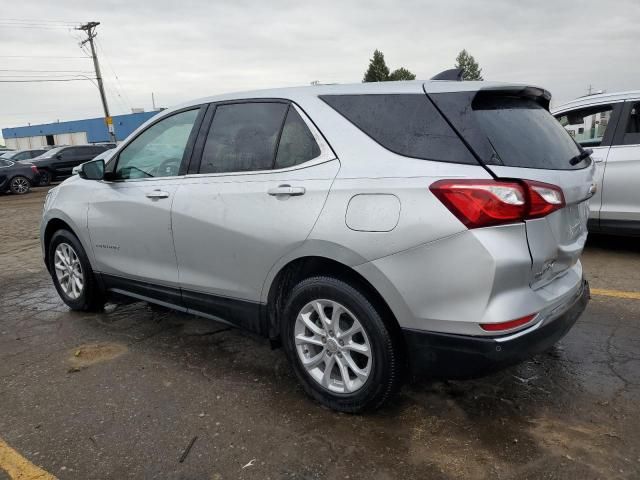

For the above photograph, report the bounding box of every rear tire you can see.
[281,276,402,413]
[48,229,104,311]
[9,176,30,194]
[39,170,52,186]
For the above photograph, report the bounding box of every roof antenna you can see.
[430,68,464,81]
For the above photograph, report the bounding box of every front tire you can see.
[9,176,30,194]
[281,276,402,413]
[48,229,104,311]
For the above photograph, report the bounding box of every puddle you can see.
[68,342,128,369]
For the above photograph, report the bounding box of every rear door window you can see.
[199,102,288,174]
[622,102,640,145]
[274,107,321,169]
[320,94,476,164]
[555,105,614,148]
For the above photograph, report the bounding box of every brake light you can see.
[430,179,565,229]
[480,313,537,332]
[30,165,39,174]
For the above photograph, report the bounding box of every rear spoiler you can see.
[474,85,552,111]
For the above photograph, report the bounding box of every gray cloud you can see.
[1,0,639,136]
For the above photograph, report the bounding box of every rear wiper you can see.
[569,148,593,166]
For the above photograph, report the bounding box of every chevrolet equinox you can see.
[41,80,593,412]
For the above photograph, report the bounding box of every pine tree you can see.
[389,67,416,81]
[454,49,483,81]
[363,50,391,82]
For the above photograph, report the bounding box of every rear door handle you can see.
[267,185,306,197]
[145,190,170,199]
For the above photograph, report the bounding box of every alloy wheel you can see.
[294,299,372,393]
[54,243,84,300]
[10,177,29,194]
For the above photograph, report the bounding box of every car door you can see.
[53,147,79,176]
[599,100,640,233]
[87,106,205,301]
[555,102,623,229]
[171,101,339,331]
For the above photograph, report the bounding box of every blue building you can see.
[2,111,159,150]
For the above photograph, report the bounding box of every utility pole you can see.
[76,21,116,142]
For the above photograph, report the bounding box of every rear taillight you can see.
[480,313,537,332]
[430,179,565,229]
[30,165,39,174]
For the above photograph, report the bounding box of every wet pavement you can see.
[1,187,639,479]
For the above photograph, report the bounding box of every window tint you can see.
[474,97,582,170]
[320,94,476,164]
[622,102,640,145]
[116,109,199,179]
[556,105,613,147]
[200,102,288,174]
[274,107,321,169]
[30,150,46,158]
[13,151,31,161]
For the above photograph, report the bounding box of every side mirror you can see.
[56,153,63,160]
[78,159,105,180]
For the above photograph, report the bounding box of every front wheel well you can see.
[266,256,404,349]
[43,218,76,268]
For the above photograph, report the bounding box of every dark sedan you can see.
[1,148,47,161]
[0,158,40,195]
[29,144,115,185]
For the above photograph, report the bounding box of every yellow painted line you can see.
[591,288,640,300]
[0,437,57,480]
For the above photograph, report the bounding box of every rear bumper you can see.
[402,279,589,379]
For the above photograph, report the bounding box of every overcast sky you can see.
[1,0,639,140]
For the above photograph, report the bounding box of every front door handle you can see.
[267,185,306,197]
[145,190,170,199]
[593,157,604,163]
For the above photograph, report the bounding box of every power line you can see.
[0,78,95,83]
[95,37,133,111]
[0,24,77,30]
[0,55,90,59]
[0,69,94,73]
[1,18,80,23]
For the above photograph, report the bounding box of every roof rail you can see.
[430,68,464,81]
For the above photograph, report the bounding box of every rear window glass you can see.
[320,94,476,164]
[473,97,583,170]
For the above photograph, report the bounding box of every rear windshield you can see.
[319,94,476,164]
[472,96,583,170]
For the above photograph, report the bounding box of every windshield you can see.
[1,151,16,159]
[473,97,583,170]
[34,147,65,159]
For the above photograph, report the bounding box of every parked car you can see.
[0,158,40,194]
[552,90,640,236]
[1,148,47,161]
[29,144,115,185]
[41,80,592,412]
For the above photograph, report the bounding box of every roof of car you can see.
[174,80,536,111]
[552,90,640,113]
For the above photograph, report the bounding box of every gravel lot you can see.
[1,186,639,479]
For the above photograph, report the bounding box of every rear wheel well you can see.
[266,256,405,352]
[43,218,75,268]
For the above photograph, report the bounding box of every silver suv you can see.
[42,80,593,412]
[552,90,640,236]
